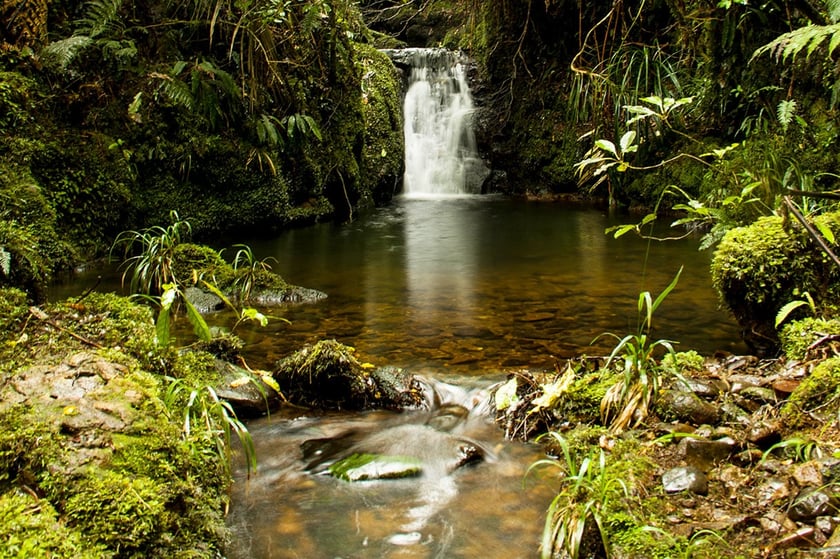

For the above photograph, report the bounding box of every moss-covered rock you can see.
[356,43,404,204]
[273,339,423,410]
[781,357,840,428]
[779,317,840,361]
[711,213,840,355]
[0,292,235,557]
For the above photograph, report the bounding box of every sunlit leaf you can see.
[495,377,519,411]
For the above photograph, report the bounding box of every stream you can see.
[49,196,745,558]
[222,196,743,558]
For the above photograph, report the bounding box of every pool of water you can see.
[231,196,745,373]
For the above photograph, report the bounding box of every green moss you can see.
[781,357,840,427]
[780,317,840,361]
[169,349,223,388]
[356,43,404,204]
[711,213,840,352]
[171,243,229,287]
[0,287,28,333]
[0,407,62,491]
[0,491,107,559]
[0,167,77,298]
[661,350,705,374]
[552,369,619,423]
[65,469,168,554]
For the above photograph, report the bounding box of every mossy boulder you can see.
[781,357,840,428]
[356,43,404,204]
[0,292,236,557]
[273,339,423,410]
[169,242,324,306]
[711,213,840,355]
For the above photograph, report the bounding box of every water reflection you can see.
[229,197,744,372]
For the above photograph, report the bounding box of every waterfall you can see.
[388,48,487,197]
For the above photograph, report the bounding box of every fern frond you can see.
[827,0,840,24]
[777,99,798,132]
[79,0,124,39]
[155,76,195,112]
[41,36,92,70]
[0,247,10,277]
[754,23,840,62]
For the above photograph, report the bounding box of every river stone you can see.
[757,478,791,505]
[184,286,223,313]
[303,419,486,479]
[657,389,720,425]
[739,385,778,406]
[789,488,840,522]
[793,461,824,488]
[680,437,737,470]
[719,400,751,426]
[662,466,708,495]
[746,419,783,448]
[213,360,282,417]
[328,453,423,481]
[273,340,423,410]
[252,285,327,305]
[819,457,840,485]
[674,377,723,399]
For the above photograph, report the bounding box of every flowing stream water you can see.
[48,50,748,558]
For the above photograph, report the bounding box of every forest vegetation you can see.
[2,0,840,557]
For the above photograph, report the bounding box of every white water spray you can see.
[399,49,487,197]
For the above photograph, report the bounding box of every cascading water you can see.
[391,48,488,197]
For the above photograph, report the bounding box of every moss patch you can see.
[781,357,840,428]
[0,292,232,557]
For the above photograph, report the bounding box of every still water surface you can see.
[236,196,744,372]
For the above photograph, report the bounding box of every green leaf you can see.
[815,220,836,245]
[184,297,212,341]
[651,267,683,314]
[619,130,637,154]
[594,139,618,157]
[242,307,269,327]
[495,377,519,410]
[775,300,809,327]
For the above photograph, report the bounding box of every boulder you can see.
[273,340,423,410]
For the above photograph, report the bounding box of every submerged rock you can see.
[302,405,487,481]
[328,453,423,481]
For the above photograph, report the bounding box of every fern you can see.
[753,23,840,62]
[777,99,798,132]
[828,0,840,24]
[0,247,10,277]
[79,0,124,39]
[41,36,93,70]
[155,76,195,112]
